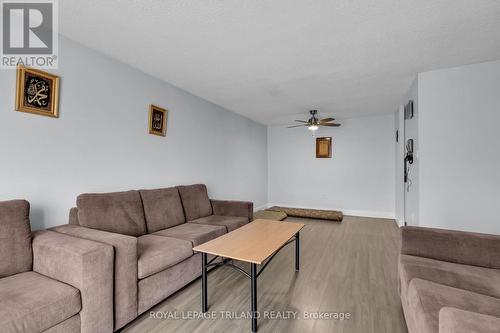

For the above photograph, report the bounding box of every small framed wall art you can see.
[316,137,332,158]
[148,104,168,136]
[16,65,60,118]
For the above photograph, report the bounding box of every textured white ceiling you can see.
[59,0,500,124]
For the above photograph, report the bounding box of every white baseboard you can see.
[267,203,395,219]
[341,209,396,219]
[253,204,268,212]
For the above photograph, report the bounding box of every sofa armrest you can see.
[32,230,114,333]
[400,226,500,269]
[439,307,500,333]
[50,224,138,330]
[210,199,253,220]
[69,207,79,225]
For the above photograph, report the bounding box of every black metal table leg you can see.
[295,232,300,271]
[251,263,258,332]
[202,253,208,312]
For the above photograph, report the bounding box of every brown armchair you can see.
[0,200,114,333]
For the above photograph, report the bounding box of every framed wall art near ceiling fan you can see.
[316,137,332,158]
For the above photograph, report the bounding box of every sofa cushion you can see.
[138,254,201,315]
[439,307,500,333]
[0,200,32,278]
[42,314,80,333]
[0,271,81,333]
[177,184,213,221]
[139,187,185,233]
[153,223,226,246]
[137,235,193,279]
[399,254,500,299]
[407,278,500,333]
[77,190,147,236]
[189,215,248,232]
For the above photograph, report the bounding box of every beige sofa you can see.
[399,226,500,333]
[50,184,253,331]
[0,200,114,333]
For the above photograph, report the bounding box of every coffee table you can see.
[193,219,304,333]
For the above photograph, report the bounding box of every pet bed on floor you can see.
[253,210,287,221]
[267,206,343,221]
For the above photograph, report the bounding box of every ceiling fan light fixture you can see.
[288,110,340,130]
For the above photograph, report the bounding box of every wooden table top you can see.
[192,219,304,264]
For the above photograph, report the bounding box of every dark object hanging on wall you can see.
[404,139,414,183]
[316,137,332,158]
[15,65,60,118]
[404,100,414,120]
[148,104,168,137]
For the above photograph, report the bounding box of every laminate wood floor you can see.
[122,216,408,333]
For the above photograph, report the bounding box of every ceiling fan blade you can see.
[320,123,341,127]
[294,120,308,123]
[287,124,308,128]
[319,117,335,123]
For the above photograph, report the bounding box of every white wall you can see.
[0,36,268,230]
[417,60,500,234]
[394,105,405,225]
[268,114,395,218]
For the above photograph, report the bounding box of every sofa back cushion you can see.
[177,184,213,221]
[139,187,186,233]
[77,190,147,236]
[0,200,32,278]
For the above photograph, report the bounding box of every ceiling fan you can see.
[288,110,341,131]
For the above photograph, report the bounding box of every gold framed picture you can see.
[148,104,168,136]
[316,137,332,158]
[16,65,60,118]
